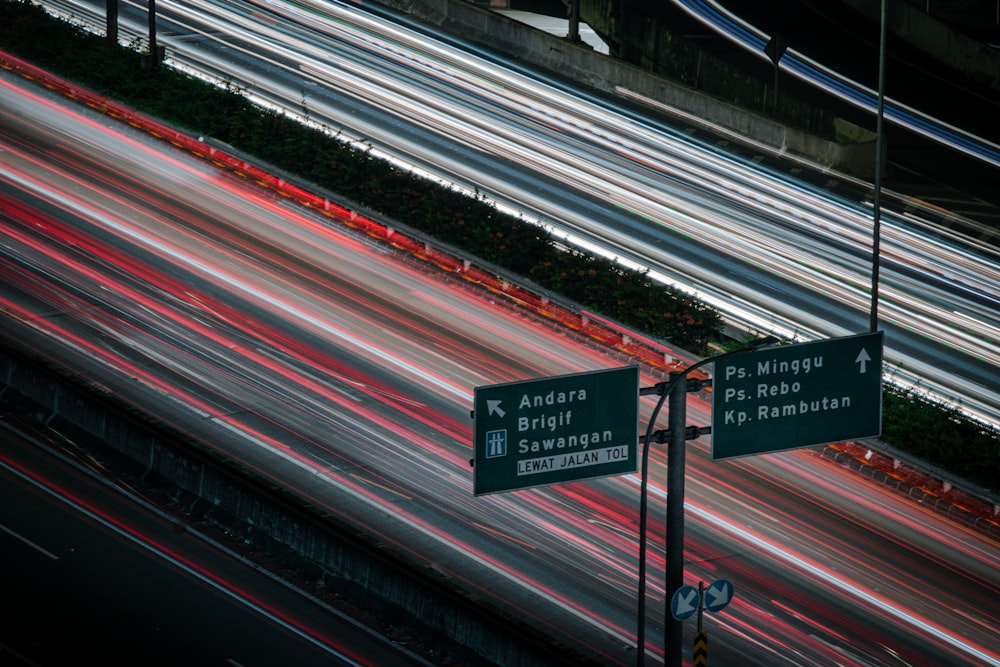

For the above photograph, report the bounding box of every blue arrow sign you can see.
[670,584,700,621]
[704,578,734,613]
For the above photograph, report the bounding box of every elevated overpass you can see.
[576,0,1000,226]
[388,0,1000,229]
[383,0,879,177]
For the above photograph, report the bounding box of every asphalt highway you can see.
[0,420,438,666]
[2,68,998,666]
[38,0,1000,427]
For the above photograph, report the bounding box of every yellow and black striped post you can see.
[693,631,708,667]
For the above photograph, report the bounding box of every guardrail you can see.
[0,51,694,377]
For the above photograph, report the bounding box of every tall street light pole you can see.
[147,0,160,68]
[106,0,118,46]
[870,0,887,332]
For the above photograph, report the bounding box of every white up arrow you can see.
[855,348,871,374]
[487,399,505,417]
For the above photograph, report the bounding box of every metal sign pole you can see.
[870,0,887,332]
[664,375,687,667]
[636,381,668,667]
[636,338,777,665]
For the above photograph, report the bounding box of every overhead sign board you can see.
[712,332,883,459]
[473,366,639,495]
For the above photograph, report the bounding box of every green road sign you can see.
[712,332,883,460]
[473,366,639,495]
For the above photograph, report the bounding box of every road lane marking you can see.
[0,521,59,560]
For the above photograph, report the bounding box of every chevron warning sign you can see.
[693,631,708,667]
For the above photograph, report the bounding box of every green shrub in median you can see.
[882,387,1000,491]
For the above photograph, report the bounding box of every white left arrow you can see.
[855,348,872,373]
[487,399,505,417]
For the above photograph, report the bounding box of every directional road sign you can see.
[472,366,639,495]
[703,579,734,613]
[712,332,883,459]
[671,584,700,621]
